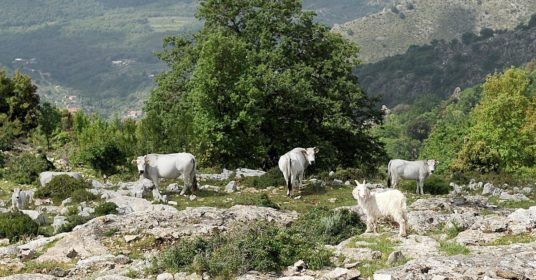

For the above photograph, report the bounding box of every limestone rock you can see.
[235,168,266,177]
[157,273,174,280]
[52,216,68,233]
[21,210,48,225]
[225,181,237,193]
[387,251,405,265]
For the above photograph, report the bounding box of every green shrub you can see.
[399,175,450,195]
[238,168,284,189]
[0,211,39,242]
[292,207,365,245]
[157,222,332,277]
[58,215,92,233]
[5,152,50,184]
[0,152,4,167]
[35,175,91,204]
[256,193,279,209]
[94,202,118,216]
[71,189,97,203]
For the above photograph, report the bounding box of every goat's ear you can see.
[144,156,150,164]
[131,159,137,164]
[313,147,319,154]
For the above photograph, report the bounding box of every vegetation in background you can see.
[5,152,50,184]
[0,211,39,242]
[143,0,386,170]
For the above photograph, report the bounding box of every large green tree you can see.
[144,0,385,169]
[0,70,39,131]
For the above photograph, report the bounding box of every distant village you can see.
[11,57,146,120]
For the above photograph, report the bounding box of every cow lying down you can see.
[352,180,408,237]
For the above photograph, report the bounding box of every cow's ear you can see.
[314,147,319,154]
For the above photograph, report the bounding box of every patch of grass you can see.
[237,168,284,189]
[438,241,470,256]
[95,202,118,216]
[480,208,496,216]
[37,225,54,237]
[124,268,140,278]
[171,185,357,214]
[21,260,74,274]
[399,175,451,195]
[104,227,119,237]
[482,233,536,246]
[350,234,404,277]
[446,223,461,239]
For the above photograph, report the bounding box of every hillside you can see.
[0,0,392,117]
[357,19,536,107]
[333,0,536,63]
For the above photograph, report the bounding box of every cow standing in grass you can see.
[387,159,437,194]
[278,147,318,197]
[134,153,198,196]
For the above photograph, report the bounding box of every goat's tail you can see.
[387,160,392,188]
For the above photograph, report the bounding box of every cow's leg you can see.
[181,172,190,196]
[298,171,304,190]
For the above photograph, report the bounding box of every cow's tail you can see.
[191,158,198,192]
[286,156,292,196]
[387,160,392,188]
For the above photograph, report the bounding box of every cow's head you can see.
[11,188,21,200]
[302,147,319,165]
[427,160,437,174]
[352,180,370,201]
[134,156,148,175]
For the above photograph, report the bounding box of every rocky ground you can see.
[0,170,535,280]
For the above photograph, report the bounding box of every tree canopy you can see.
[143,0,385,169]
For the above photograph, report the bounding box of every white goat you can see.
[352,180,408,237]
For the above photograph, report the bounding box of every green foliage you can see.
[94,202,119,216]
[398,175,450,195]
[0,211,39,242]
[0,120,21,151]
[70,189,97,203]
[38,103,62,150]
[74,115,138,175]
[57,215,92,233]
[145,0,386,169]
[157,221,333,277]
[0,70,40,131]
[421,87,481,173]
[238,168,284,189]
[292,207,365,245]
[455,68,534,173]
[5,152,50,184]
[438,241,469,256]
[35,175,91,204]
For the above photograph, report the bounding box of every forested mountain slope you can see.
[0,0,392,117]
[333,0,536,63]
[358,19,536,107]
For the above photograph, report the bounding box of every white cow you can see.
[135,153,197,196]
[11,188,34,210]
[387,159,437,194]
[278,147,319,196]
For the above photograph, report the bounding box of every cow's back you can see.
[149,153,195,179]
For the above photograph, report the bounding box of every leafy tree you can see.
[38,102,61,149]
[145,0,385,169]
[0,70,39,131]
[456,68,532,172]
